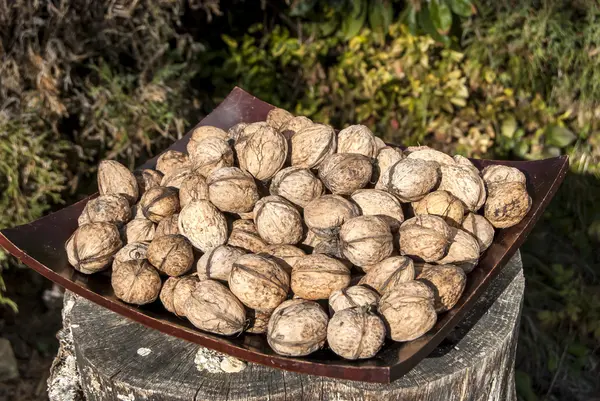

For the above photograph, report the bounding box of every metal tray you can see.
[0,87,568,383]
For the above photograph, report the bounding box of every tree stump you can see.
[48,252,524,401]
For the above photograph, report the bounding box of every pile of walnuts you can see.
[65,108,531,360]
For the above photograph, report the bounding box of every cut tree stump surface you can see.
[48,252,524,401]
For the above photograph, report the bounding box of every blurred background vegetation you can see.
[0,0,598,399]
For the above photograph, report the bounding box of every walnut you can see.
[139,186,180,223]
[290,124,336,168]
[227,219,268,253]
[267,299,328,356]
[188,137,234,177]
[147,234,194,277]
[259,245,305,275]
[318,153,373,195]
[270,167,324,207]
[436,228,480,272]
[461,213,495,252]
[79,194,131,227]
[185,279,246,336]
[385,158,440,202]
[235,122,288,180]
[328,285,380,313]
[178,200,228,252]
[246,309,272,334]
[155,213,179,237]
[337,124,379,158]
[206,167,259,213]
[291,254,351,300]
[412,190,466,227]
[484,181,531,228]
[327,307,386,360]
[453,155,480,175]
[438,164,486,212]
[313,237,345,260]
[254,196,303,245]
[304,195,360,238]
[374,146,403,190]
[228,122,248,143]
[155,150,190,176]
[189,125,229,143]
[160,168,193,190]
[417,264,466,313]
[111,259,161,305]
[97,160,139,205]
[350,189,405,232]
[172,274,200,317]
[398,215,452,262]
[266,107,294,131]
[229,254,290,312]
[160,276,182,313]
[179,172,209,208]
[65,222,122,274]
[280,116,313,137]
[339,216,393,267]
[405,146,455,165]
[197,245,247,282]
[358,256,415,294]
[122,218,155,243]
[134,169,163,195]
[114,241,149,268]
[378,281,437,342]
[481,165,526,188]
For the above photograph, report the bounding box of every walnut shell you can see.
[374,147,404,190]
[155,150,190,176]
[266,107,294,131]
[358,256,415,294]
[111,259,161,305]
[160,168,193,190]
[412,190,466,227]
[461,213,494,252]
[188,137,234,177]
[327,307,386,360]
[312,237,345,259]
[254,196,303,245]
[290,124,336,168]
[438,164,486,212]
[65,222,122,274]
[189,125,229,143]
[235,123,288,181]
[339,216,393,267]
[178,200,228,252]
[398,216,452,262]
[291,254,351,300]
[378,281,437,342]
[270,167,324,207]
[147,234,194,277]
[267,299,328,356]
[98,160,139,205]
[155,213,179,237]
[436,228,480,272]
[185,279,246,335]
[304,195,360,238]
[172,274,200,317]
[80,194,131,227]
[417,264,466,313]
[453,155,480,175]
[122,218,155,243]
[179,172,209,208]
[228,122,248,142]
[385,158,440,202]
[484,181,531,228]
[197,245,245,282]
[280,116,313,136]
[350,189,404,232]
[134,169,163,195]
[229,254,290,311]
[259,245,306,275]
[246,309,272,334]
[227,219,268,253]
[114,241,150,268]
[337,124,378,158]
[159,276,181,313]
[207,167,259,213]
[405,146,455,165]
[318,153,373,195]
[328,285,380,313]
[482,165,526,187]
[139,186,180,223]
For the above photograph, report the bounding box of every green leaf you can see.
[417,7,450,45]
[341,0,367,40]
[515,370,538,401]
[545,125,576,148]
[501,115,517,138]
[449,0,473,17]
[429,0,452,35]
[368,0,393,35]
[288,0,318,17]
[320,16,340,37]
[401,5,418,35]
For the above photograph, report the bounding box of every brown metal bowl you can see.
[0,87,568,383]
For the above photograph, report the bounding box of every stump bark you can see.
[48,252,524,401]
